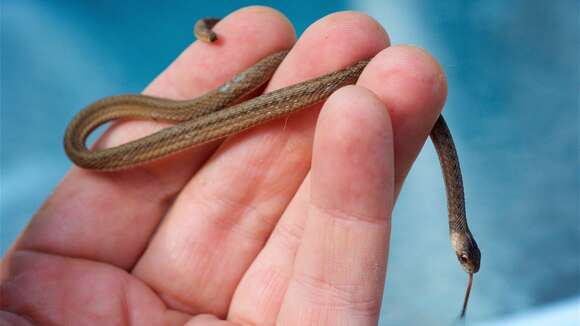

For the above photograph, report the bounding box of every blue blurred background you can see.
[1,0,578,324]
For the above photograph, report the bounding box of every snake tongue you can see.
[460,272,474,318]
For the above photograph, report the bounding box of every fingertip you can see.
[312,11,390,49]
[268,11,389,88]
[321,85,392,141]
[357,45,448,192]
[360,45,448,120]
[313,85,394,219]
[212,6,297,48]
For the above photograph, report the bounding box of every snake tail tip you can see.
[208,33,218,42]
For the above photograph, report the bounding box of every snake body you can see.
[63,18,480,317]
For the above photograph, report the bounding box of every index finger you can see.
[12,6,296,269]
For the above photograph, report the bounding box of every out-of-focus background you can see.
[1,0,578,325]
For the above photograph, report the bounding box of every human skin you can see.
[0,6,447,326]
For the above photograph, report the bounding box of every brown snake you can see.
[64,18,481,318]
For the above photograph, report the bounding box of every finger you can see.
[12,6,296,269]
[132,11,388,318]
[229,46,447,323]
[276,86,393,324]
[357,45,447,195]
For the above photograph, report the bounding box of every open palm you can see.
[0,7,447,326]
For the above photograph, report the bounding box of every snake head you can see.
[453,232,481,274]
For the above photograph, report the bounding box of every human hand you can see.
[0,7,446,325]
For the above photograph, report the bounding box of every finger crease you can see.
[310,203,387,227]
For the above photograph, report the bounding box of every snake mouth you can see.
[460,272,474,318]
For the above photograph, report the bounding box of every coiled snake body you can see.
[64,18,481,317]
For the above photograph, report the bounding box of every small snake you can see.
[64,18,481,318]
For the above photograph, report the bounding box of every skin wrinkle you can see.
[196,188,273,243]
[234,266,289,317]
[230,273,284,324]
[309,203,389,228]
[153,238,223,314]
[301,223,386,297]
[270,211,306,252]
[290,271,382,316]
